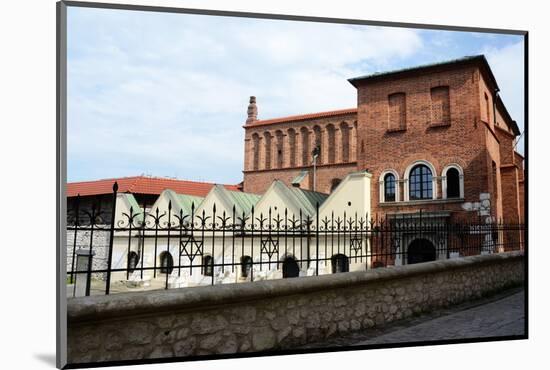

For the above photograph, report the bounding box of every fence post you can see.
[104,182,118,295]
[315,202,320,276]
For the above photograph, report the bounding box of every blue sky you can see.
[67,7,525,184]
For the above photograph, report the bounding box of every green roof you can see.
[176,194,204,215]
[122,193,141,213]
[226,190,261,216]
[287,186,328,216]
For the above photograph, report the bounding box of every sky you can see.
[67,7,525,184]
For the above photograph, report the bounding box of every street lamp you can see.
[311,145,320,192]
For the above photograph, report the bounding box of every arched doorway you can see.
[407,238,436,265]
[331,254,349,273]
[159,251,174,274]
[282,256,300,278]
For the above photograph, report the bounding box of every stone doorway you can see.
[407,238,436,265]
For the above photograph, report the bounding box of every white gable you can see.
[318,171,372,224]
[253,181,305,225]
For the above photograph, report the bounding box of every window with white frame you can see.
[442,164,464,199]
[379,170,400,203]
[404,160,437,201]
[409,165,433,200]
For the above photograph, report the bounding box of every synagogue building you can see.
[242,55,524,224]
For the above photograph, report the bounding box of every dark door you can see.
[282,257,300,278]
[331,254,349,273]
[160,252,174,274]
[407,239,436,264]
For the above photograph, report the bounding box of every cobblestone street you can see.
[300,288,525,349]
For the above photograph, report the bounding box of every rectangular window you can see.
[388,93,406,131]
[485,93,491,123]
[430,86,450,126]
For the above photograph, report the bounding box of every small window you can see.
[159,251,173,274]
[485,93,491,123]
[384,173,396,202]
[446,168,460,198]
[331,254,349,273]
[203,255,214,276]
[128,251,140,273]
[241,256,252,278]
[409,164,433,200]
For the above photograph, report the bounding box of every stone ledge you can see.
[68,251,524,324]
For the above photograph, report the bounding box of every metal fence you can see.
[66,183,525,296]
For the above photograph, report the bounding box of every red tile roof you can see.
[246,108,357,127]
[67,176,241,197]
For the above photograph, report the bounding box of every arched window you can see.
[442,164,464,199]
[330,178,342,192]
[379,170,400,203]
[446,168,460,198]
[300,127,309,166]
[252,133,260,170]
[159,251,173,274]
[240,255,252,278]
[326,124,336,164]
[263,132,272,169]
[409,164,433,200]
[384,173,396,202]
[275,130,284,168]
[202,255,214,276]
[340,122,350,162]
[331,254,349,273]
[287,128,296,167]
[127,251,139,273]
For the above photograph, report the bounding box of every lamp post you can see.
[311,145,320,192]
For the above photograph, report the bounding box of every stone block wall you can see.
[67,251,524,365]
[66,229,110,281]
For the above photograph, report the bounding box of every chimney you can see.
[246,96,258,124]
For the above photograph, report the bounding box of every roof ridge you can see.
[348,55,487,84]
[248,107,357,126]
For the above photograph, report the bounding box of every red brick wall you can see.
[243,163,357,195]
[243,113,358,194]
[242,62,523,227]
[355,65,490,219]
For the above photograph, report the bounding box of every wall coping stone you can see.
[68,251,523,324]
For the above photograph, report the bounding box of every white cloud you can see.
[67,8,423,183]
[67,8,524,183]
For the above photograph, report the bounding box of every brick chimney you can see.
[246,96,258,125]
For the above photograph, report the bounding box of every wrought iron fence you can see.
[66,183,525,297]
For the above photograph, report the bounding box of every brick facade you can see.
[243,109,358,194]
[242,56,524,223]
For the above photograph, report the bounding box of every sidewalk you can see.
[300,288,525,349]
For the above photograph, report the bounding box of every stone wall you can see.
[67,251,524,365]
[66,229,110,280]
